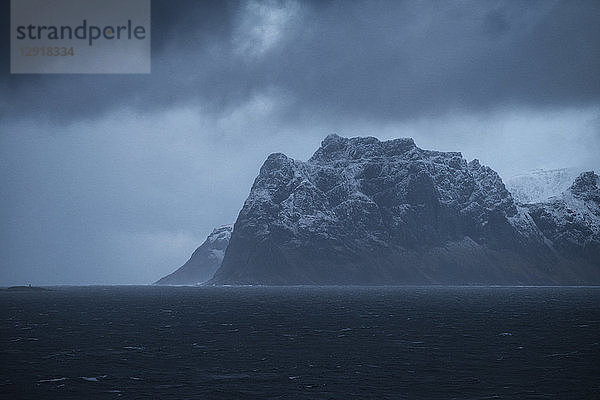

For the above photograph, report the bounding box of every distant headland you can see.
[5,285,49,291]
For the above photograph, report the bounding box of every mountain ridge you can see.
[505,168,580,204]
[157,135,599,286]
[155,225,232,285]
[210,135,599,285]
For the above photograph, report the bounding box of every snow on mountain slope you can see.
[505,168,580,204]
[526,172,600,263]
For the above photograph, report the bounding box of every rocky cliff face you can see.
[211,135,600,285]
[526,172,600,269]
[155,225,232,285]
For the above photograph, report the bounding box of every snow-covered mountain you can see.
[155,225,232,285]
[526,172,600,264]
[505,168,579,204]
[210,135,600,285]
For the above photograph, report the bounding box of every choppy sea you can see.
[1,286,599,399]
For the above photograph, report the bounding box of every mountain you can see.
[505,168,579,203]
[211,134,599,285]
[155,225,232,285]
[526,172,600,268]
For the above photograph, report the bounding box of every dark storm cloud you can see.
[271,0,600,118]
[1,0,599,124]
[0,0,237,122]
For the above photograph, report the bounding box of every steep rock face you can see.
[212,135,598,285]
[155,225,232,285]
[526,172,600,268]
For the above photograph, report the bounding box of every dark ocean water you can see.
[1,286,599,399]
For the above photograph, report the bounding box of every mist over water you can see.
[2,286,599,399]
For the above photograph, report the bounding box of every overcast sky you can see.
[1,0,599,285]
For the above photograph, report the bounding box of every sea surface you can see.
[1,286,599,399]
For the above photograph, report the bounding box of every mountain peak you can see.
[570,171,599,201]
[311,134,417,163]
[505,168,580,204]
[321,133,345,146]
